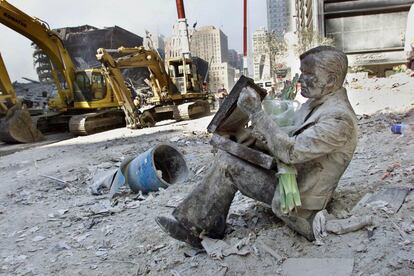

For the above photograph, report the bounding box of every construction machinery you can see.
[0,0,125,141]
[97,46,210,128]
[95,0,210,128]
[0,52,43,143]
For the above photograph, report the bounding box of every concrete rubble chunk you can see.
[282,258,354,276]
[201,236,251,260]
[326,215,373,235]
[351,193,373,213]
[32,235,46,242]
[365,187,411,213]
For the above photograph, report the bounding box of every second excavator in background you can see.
[97,46,210,128]
[96,0,210,128]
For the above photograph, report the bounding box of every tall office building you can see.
[267,0,295,35]
[190,26,235,92]
[190,26,228,64]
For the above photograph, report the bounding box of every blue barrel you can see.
[126,144,189,193]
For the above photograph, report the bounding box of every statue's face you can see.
[299,55,334,99]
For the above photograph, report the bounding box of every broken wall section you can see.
[33,25,149,86]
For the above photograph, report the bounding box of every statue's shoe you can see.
[155,216,203,249]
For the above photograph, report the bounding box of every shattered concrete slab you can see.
[201,236,251,260]
[355,187,411,213]
[282,258,354,276]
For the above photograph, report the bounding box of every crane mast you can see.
[175,0,191,59]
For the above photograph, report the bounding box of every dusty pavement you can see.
[0,73,414,275]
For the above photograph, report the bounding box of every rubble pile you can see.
[32,25,150,87]
[13,81,56,108]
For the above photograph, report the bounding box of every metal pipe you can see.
[243,0,248,75]
[176,0,186,19]
[243,0,247,58]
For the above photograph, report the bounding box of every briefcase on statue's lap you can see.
[207,76,276,170]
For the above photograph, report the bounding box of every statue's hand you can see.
[234,128,256,147]
[237,87,261,116]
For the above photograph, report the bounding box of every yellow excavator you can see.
[0,52,43,143]
[0,0,125,142]
[96,46,210,128]
[96,0,210,128]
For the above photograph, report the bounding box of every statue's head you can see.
[299,46,348,99]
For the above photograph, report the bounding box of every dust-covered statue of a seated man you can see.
[155,46,358,248]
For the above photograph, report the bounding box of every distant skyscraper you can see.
[190,26,228,64]
[190,26,235,91]
[267,0,294,35]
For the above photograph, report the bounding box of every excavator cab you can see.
[71,69,119,110]
[167,58,201,94]
[91,73,106,100]
[73,70,108,102]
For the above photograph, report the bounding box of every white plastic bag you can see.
[262,99,300,127]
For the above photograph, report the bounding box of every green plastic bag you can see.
[277,162,301,214]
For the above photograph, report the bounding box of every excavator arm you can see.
[0,0,76,108]
[96,48,141,129]
[96,45,210,128]
[0,52,16,114]
[114,46,171,98]
[96,46,182,128]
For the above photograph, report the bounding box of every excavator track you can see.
[33,112,71,134]
[175,100,210,121]
[69,110,126,136]
[140,109,157,128]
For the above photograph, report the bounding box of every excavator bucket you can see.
[0,103,44,143]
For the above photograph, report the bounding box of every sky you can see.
[0,0,267,82]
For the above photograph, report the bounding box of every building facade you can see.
[294,0,414,76]
[33,25,144,83]
[189,26,235,92]
[294,0,323,35]
[252,28,273,83]
[209,62,235,93]
[267,0,295,35]
[228,49,243,71]
[190,26,228,64]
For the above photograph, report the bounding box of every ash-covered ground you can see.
[0,73,413,275]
